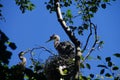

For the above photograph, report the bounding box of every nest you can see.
[44,54,75,80]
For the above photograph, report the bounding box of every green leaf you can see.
[81,76,88,80]
[69,26,77,31]
[7,42,17,50]
[88,14,94,18]
[98,41,104,46]
[90,6,98,13]
[63,69,68,74]
[114,77,119,80]
[66,9,72,18]
[105,57,111,62]
[112,66,119,70]
[78,30,83,35]
[97,55,101,60]
[0,13,2,16]
[86,63,91,69]
[87,56,95,60]
[64,2,70,7]
[105,73,111,77]
[63,0,66,2]
[94,79,100,80]
[97,65,108,69]
[78,26,84,35]
[103,0,110,2]
[27,3,35,11]
[101,4,106,9]
[90,74,94,78]
[108,61,112,67]
[24,75,29,79]
[80,63,85,68]
[83,23,88,29]
[46,5,51,10]
[100,69,105,74]
[113,53,120,58]
[0,4,3,7]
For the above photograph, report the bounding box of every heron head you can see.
[46,34,60,43]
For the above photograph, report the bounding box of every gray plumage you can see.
[47,34,75,56]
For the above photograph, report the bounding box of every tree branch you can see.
[54,0,82,79]
[81,23,98,63]
[18,46,55,66]
[82,23,92,52]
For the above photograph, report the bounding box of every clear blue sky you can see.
[1,0,120,79]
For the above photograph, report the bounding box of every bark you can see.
[54,0,82,79]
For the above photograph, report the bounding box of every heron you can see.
[46,34,75,56]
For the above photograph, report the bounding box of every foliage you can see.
[0,30,47,79]
[15,0,35,13]
[0,30,17,64]
[0,0,119,80]
[0,3,5,21]
[96,55,120,80]
[45,55,75,80]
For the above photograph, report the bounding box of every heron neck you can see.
[54,40,60,48]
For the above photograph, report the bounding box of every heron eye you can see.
[54,36,57,39]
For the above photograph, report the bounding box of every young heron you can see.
[47,34,75,56]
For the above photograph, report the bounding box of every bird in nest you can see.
[46,34,75,56]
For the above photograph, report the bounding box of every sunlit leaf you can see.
[63,69,68,74]
[103,0,110,2]
[27,4,35,11]
[7,41,17,50]
[24,75,29,79]
[66,9,72,18]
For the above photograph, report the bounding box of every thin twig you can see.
[18,46,56,66]
[81,22,98,63]
[82,23,92,52]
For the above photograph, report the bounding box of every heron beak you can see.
[46,39,52,43]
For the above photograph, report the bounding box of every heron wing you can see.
[56,41,75,55]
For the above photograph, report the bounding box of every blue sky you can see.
[1,0,120,78]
